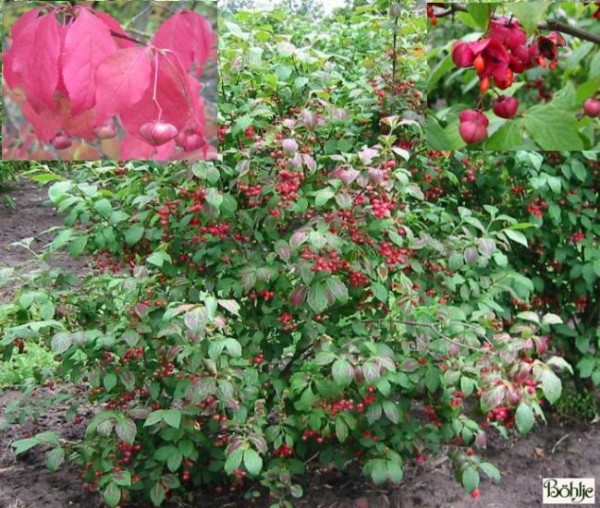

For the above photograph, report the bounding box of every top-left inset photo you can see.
[2,0,217,161]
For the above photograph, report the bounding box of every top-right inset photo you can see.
[427,2,600,151]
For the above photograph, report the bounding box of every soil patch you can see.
[0,176,88,303]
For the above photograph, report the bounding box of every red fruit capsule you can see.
[583,98,600,118]
[140,121,178,146]
[94,121,117,140]
[176,129,206,152]
[493,96,519,119]
[51,132,72,150]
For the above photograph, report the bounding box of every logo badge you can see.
[543,478,595,504]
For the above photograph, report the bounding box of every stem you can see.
[539,20,600,45]
[153,50,163,121]
[391,7,399,86]
[109,30,146,46]
[433,3,600,44]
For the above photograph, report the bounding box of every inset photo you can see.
[426,2,600,150]
[2,1,217,161]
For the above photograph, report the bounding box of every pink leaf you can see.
[3,8,43,90]
[152,11,196,72]
[95,46,153,125]
[62,7,118,115]
[153,11,214,77]
[21,102,63,142]
[119,133,156,160]
[23,12,62,113]
[90,9,137,49]
[119,52,194,140]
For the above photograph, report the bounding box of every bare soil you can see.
[1,178,599,508]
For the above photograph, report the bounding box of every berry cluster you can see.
[449,14,568,144]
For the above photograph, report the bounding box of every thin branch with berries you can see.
[431,3,600,44]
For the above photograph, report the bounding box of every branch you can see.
[433,3,600,44]
[109,30,146,46]
[539,20,600,45]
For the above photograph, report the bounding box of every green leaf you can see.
[125,224,145,245]
[69,236,88,256]
[382,401,400,424]
[45,447,65,471]
[144,410,165,427]
[150,482,166,506]
[523,104,584,150]
[94,198,113,218]
[427,115,456,150]
[104,482,121,508]
[542,313,562,325]
[516,311,539,324]
[332,358,354,387]
[570,160,587,182]
[103,373,117,392]
[326,277,348,302]
[479,462,501,482]
[335,416,348,443]
[540,368,561,404]
[224,447,244,474]
[205,188,223,208]
[115,418,137,444]
[147,251,171,267]
[466,3,494,30]
[387,460,403,483]
[50,229,73,251]
[371,282,388,303]
[307,283,329,313]
[462,466,480,493]
[243,448,263,476]
[515,401,534,433]
[167,448,183,472]
[504,229,528,247]
[508,3,550,35]
[314,188,335,207]
[113,470,131,487]
[483,120,522,150]
[162,409,182,429]
[577,357,595,379]
[51,332,72,354]
[12,437,40,455]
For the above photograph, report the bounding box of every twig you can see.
[540,20,600,45]
[109,30,145,46]
[432,3,600,44]
[551,433,569,454]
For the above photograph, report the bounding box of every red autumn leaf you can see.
[21,102,64,142]
[152,11,213,77]
[95,46,153,125]
[3,8,43,90]
[152,12,196,71]
[119,52,194,140]
[184,11,215,77]
[119,133,156,160]
[62,7,119,116]
[23,12,62,113]
[89,8,137,49]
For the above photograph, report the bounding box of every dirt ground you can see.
[1,178,599,508]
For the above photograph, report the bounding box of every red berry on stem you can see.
[140,121,179,146]
[493,96,519,119]
[583,98,600,118]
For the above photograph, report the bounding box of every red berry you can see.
[583,98,600,118]
[51,132,72,150]
[493,96,519,119]
[139,121,179,146]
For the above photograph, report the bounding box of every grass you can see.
[0,342,57,388]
